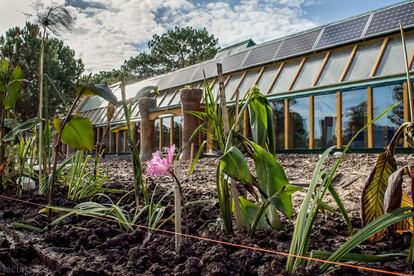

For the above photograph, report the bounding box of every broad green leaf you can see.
[248,87,273,149]
[4,66,24,109]
[238,196,270,230]
[61,115,94,151]
[0,58,9,77]
[216,164,232,234]
[77,80,118,104]
[3,118,39,142]
[320,207,414,272]
[248,141,296,218]
[219,146,252,185]
[361,149,397,242]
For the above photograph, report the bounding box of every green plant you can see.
[0,58,25,191]
[48,80,117,220]
[286,101,401,272]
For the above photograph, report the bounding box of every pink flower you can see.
[146,145,176,177]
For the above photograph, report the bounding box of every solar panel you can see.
[276,30,321,58]
[317,15,370,48]
[222,51,249,73]
[191,59,221,81]
[366,2,414,36]
[242,41,282,68]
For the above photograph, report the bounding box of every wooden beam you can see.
[404,82,410,147]
[149,107,182,120]
[159,118,163,151]
[309,96,314,149]
[115,132,120,153]
[336,92,342,148]
[370,37,390,77]
[409,48,414,69]
[367,87,374,148]
[170,117,174,147]
[267,62,285,95]
[284,99,289,150]
[231,71,248,100]
[123,131,127,152]
[253,67,265,85]
[339,44,359,82]
[313,51,331,87]
[289,57,307,91]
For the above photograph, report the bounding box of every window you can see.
[342,89,368,147]
[376,35,414,77]
[154,119,161,150]
[225,73,243,99]
[318,47,351,86]
[159,90,177,108]
[161,117,172,148]
[235,70,260,100]
[173,116,182,148]
[271,101,285,149]
[345,40,382,81]
[289,97,309,149]
[294,53,325,90]
[314,93,337,148]
[373,84,404,148]
[257,65,280,93]
[270,60,301,94]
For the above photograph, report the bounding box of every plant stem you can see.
[170,169,189,235]
[38,29,46,188]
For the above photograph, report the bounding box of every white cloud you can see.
[0,0,319,73]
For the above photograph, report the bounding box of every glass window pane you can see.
[293,53,325,90]
[234,70,260,100]
[342,89,368,147]
[159,91,176,108]
[373,84,404,148]
[225,74,243,99]
[161,117,172,148]
[271,101,285,149]
[270,60,301,94]
[257,65,279,94]
[376,35,414,76]
[289,97,309,149]
[314,93,337,148]
[345,40,382,81]
[318,47,351,86]
[154,119,161,151]
[173,116,182,148]
[170,89,182,106]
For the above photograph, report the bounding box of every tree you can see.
[0,22,84,120]
[92,26,218,84]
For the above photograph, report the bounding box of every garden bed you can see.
[1,154,414,275]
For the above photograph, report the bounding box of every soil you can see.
[1,153,414,275]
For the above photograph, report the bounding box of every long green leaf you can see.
[220,146,252,185]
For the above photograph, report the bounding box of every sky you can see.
[0,0,404,73]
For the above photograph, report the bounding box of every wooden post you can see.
[123,131,127,152]
[309,96,314,149]
[367,87,374,148]
[284,99,290,150]
[159,118,163,151]
[217,63,230,133]
[336,92,342,148]
[115,132,120,153]
[170,117,174,147]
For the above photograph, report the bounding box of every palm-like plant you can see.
[31,3,74,185]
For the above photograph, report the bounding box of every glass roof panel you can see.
[269,60,301,94]
[344,40,382,81]
[376,34,414,76]
[256,65,280,94]
[317,47,352,86]
[234,69,260,100]
[293,53,325,90]
[224,73,243,100]
[159,91,176,108]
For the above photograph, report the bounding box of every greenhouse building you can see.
[78,1,414,157]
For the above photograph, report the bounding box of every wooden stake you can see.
[400,23,414,122]
[174,161,182,251]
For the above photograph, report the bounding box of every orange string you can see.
[0,194,410,276]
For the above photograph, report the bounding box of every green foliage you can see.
[58,115,94,151]
[219,147,252,185]
[0,22,84,119]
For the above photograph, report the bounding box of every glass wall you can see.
[173,116,182,148]
[373,84,404,148]
[257,65,280,94]
[225,73,243,99]
[270,60,301,94]
[342,89,368,147]
[314,93,337,148]
[235,69,260,100]
[289,97,309,149]
[293,53,325,90]
[345,40,382,81]
[318,47,351,86]
[161,117,172,148]
[154,119,161,150]
[271,101,285,149]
